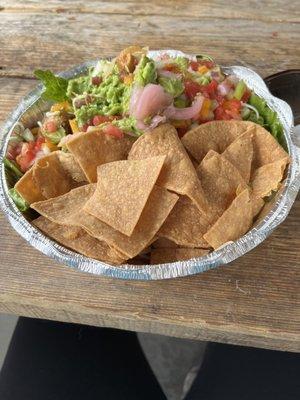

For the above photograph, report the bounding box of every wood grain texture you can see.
[0,4,299,78]
[1,0,299,22]
[0,198,299,352]
[0,0,299,351]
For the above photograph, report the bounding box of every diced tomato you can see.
[92,115,112,126]
[241,89,251,103]
[214,99,242,121]
[102,124,124,139]
[198,60,215,69]
[214,106,232,120]
[184,80,202,100]
[189,61,200,71]
[91,76,102,86]
[81,123,89,132]
[200,80,218,99]
[44,120,58,133]
[16,137,45,172]
[163,64,181,73]
[34,136,45,151]
[92,115,121,126]
[185,79,219,101]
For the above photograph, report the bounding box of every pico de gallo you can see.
[5,46,284,189]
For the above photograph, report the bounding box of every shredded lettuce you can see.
[8,188,29,212]
[34,70,68,102]
[247,93,285,146]
[158,76,184,97]
[4,158,23,182]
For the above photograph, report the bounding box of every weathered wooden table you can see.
[0,0,299,352]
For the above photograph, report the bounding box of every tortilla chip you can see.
[33,216,125,264]
[84,156,166,236]
[254,185,285,226]
[31,184,96,223]
[150,247,210,264]
[203,189,252,249]
[15,168,45,204]
[159,196,210,248]
[251,124,289,169]
[181,120,251,162]
[197,150,247,219]
[32,182,177,259]
[128,124,208,213]
[152,237,178,248]
[66,130,132,182]
[75,186,178,259]
[33,152,78,199]
[56,151,87,183]
[222,131,254,183]
[250,158,288,218]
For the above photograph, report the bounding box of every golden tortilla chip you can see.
[33,216,125,264]
[203,189,252,249]
[15,168,45,204]
[152,237,178,248]
[33,152,78,199]
[128,124,208,213]
[56,151,87,183]
[31,184,96,223]
[181,120,251,162]
[84,156,166,236]
[75,186,178,259]
[250,158,288,218]
[66,130,132,182]
[15,151,82,204]
[32,183,177,259]
[158,196,210,248]
[222,131,254,183]
[197,150,247,219]
[150,247,210,264]
[251,124,289,169]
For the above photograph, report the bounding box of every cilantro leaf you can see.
[34,69,68,102]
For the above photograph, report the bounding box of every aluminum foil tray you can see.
[1,50,299,280]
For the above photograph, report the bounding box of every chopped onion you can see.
[131,84,172,120]
[242,102,260,119]
[164,95,204,120]
[217,81,231,96]
[149,115,167,129]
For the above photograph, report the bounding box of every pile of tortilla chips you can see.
[15,121,289,265]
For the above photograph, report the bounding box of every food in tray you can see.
[3,46,290,265]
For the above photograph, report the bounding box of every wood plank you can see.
[0,78,36,124]
[1,0,300,23]
[0,12,299,78]
[0,197,299,352]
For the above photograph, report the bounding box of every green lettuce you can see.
[8,188,29,212]
[34,70,68,102]
[247,93,285,146]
